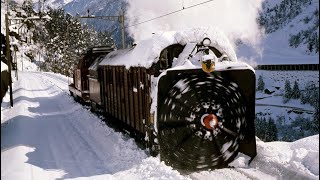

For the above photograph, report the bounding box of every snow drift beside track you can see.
[1,71,319,180]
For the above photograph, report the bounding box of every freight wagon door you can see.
[101,66,151,135]
[75,69,81,91]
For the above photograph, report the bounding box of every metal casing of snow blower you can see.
[157,68,257,171]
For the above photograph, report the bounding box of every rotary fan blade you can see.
[157,70,249,171]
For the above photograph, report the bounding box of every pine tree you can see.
[255,116,269,141]
[96,31,116,47]
[300,92,306,104]
[283,80,292,103]
[284,80,292,99]
[289,33,302,48]
[291,80,301,99]
[267,118,278,141]
[22,0,34,16]
[257,75,265,91]
[300,81,319,107]
[260,0,317,52]
[311,104,319,133]
[40,7,113,76]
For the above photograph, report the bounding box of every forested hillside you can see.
[1,0,115,76]
[259,0,319,53]
[42,0,319,59]
[2,0,319,74]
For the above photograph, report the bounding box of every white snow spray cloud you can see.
[126,0,265,59]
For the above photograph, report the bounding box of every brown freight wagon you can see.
[99,66,151,134]
[69,46,114,102]
[91,44,184,141]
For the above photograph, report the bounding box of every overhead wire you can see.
[106,0,215,47]
[81,0,216,45]
[126,0,215,28]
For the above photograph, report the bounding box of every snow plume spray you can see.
[126,0,265,57]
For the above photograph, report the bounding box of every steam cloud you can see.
[126,0,265,50]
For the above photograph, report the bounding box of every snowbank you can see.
[1,71,319,180]
[1,61,8,71]
[252,135,319,179]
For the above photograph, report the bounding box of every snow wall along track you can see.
[157,69,257,171]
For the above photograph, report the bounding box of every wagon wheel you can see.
[157,73,247,171]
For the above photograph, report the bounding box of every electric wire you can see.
[103,0,215,34]
[126,0,215,28]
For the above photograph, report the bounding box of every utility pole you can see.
[80,12,126,49]
[5,13,13,107]
[120,11,126,49]
[14,46,17,80]
[5,9,50,107]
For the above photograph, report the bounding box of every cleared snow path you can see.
[1,71,149,179]
[1,71,318,180]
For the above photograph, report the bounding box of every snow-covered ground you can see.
[1,71,319,180]
[255,70,319,120]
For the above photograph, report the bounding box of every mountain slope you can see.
[7,0,319,64]
[58,0,320,65]
[237,0,319,65]
[60,0,126,48]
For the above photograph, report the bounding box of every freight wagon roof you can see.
[100,27,237,69]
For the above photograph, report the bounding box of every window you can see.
[159,44,184,69]
[151,44,184,76]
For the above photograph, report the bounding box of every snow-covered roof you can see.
[100,27,237,69]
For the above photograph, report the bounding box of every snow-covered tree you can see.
[7,2,116,76]
[312,104,319,133]
[259,0,318,53]
[40,7,115,76]
[255,116,278,142]
[283,80,292,103]
[257,75,265,91]
[300,81,319,134]
[259,0,313,33]
[300,81,319,106]
[21,0,34,16]
[266,118,278,141]
[96,31,117,48]
[291,80,301,99]
[255,116,267,141]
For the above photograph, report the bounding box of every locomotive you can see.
[69,27,257,171]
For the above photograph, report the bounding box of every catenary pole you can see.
[120,11,125,49]
[5,13,13,107]
[80,13,126,49]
